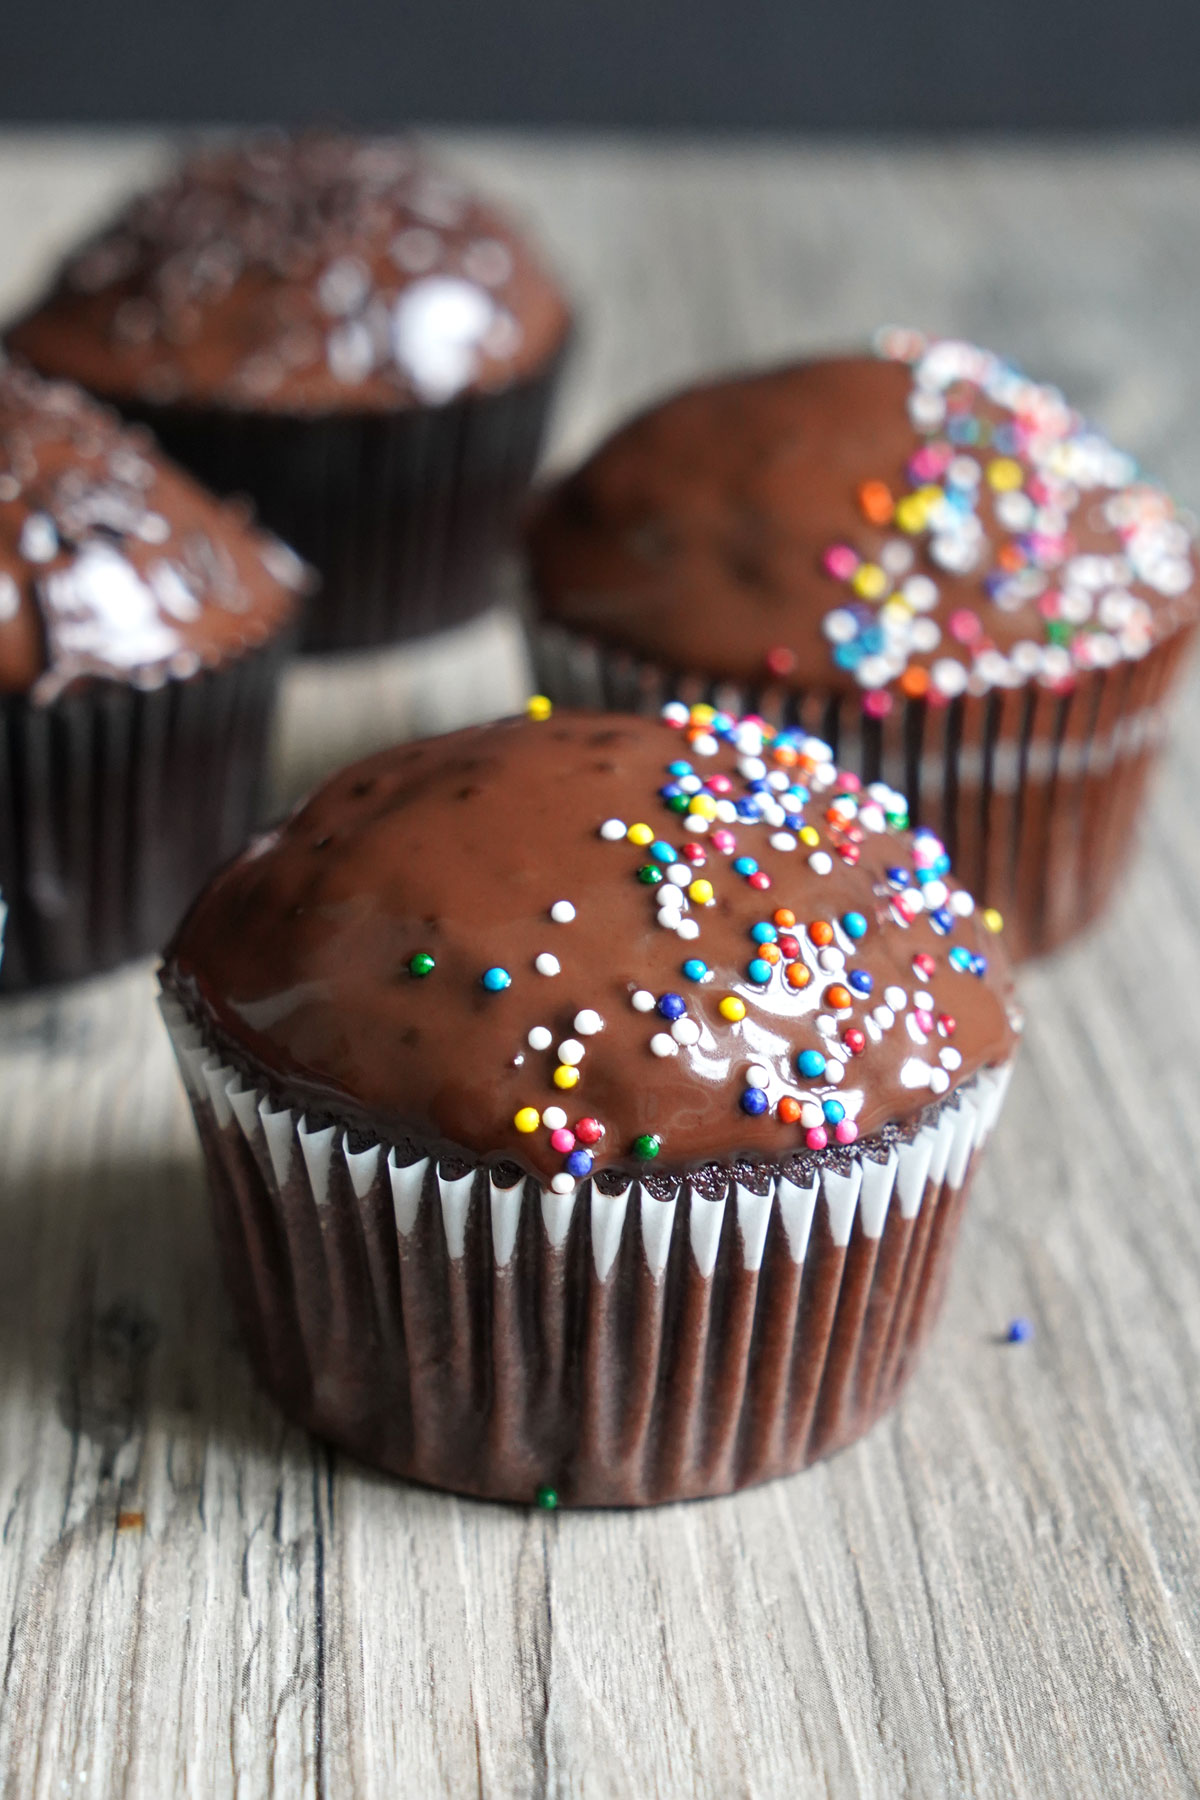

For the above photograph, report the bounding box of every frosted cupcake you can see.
[0,361,304,989]
[10,131,572,650]
[528,335,1199,959]
[161,703,1019,1505]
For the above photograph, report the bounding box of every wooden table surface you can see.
[2,132,1200,1799]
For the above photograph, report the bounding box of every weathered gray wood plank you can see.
[3,130,1200,1798]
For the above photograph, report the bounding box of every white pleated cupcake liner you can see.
[531,619,1194,960]
[162,989,1012,1506]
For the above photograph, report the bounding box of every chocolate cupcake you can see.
[528,334,1200,960]
[9,132,572,651]
[0,361,305,991]
[160,703,1019,1506]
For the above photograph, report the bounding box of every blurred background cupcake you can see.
[527,334,1200,961]
[8,131,573,652]
[160,704,1019,1506]
[0,360,305,990]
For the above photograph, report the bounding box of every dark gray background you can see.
[1,0,1197,129]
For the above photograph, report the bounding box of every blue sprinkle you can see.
[682,958,709,983]
[735,799,762,822]
[1005,1317,1034,1344]
[833,642,864,670]
[841,911,868,940]
[659,783,683,800]
[848,970,873,995]
[822,1098,845,1125]
[481,966,511,992]
[667,760,693,778]
[732,856,759,877]
[971,954,989,978]
[935,854,952,877]
[929,907,954,935]
[860,626,885,654]
[948,946,973,972]
[886,866,911,888]
[747,958,774,986]
[565,1149,594,1178]
[651,840,676,864]
[797,1049,826,1079]
[712,712,735,736]
[657,992,687,1020]
[741,1086,769,1116]
[750,922,778,945]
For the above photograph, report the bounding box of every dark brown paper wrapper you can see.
[531,621,1197,962]
[161,992,1012,1508]
[0,642,287,991]
[126,361,565,652]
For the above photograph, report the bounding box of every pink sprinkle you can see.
[805,1126,829,1151]
[862,690,893,719]
[949,609,983,645]
[914,1009,934,1034]
[823,544,858,581]
[712,829,737,854]
[705,773,733,795]
[1037,590,1061,618]
[549,1128,575,1154]
[909,444,950,480]
[834,1121,859,1145]
[839,771,862,792]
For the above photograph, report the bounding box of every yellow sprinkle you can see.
[627,822,654,846]
[526,694,553,721]
[687,793,718,820]
[687,879,715,906]
[690,703,716,726]
[513,1106,541,1133]
[851,562,888,600]
[894,494,928,534]
[987,458,1023,492]
[719,996,746,1023]
[982,907,1004,933]
[881,597,913,626]
[799,826,820,847]
[553,1064,580,1090]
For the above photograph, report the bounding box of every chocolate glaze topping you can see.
[0,362,306,698]
[164,709,1018,1187]
[9,132,571,415]
[529,337,1198,701]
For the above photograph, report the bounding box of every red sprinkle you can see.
[574,1117,605,1145]
[913,953,937,980]
[843,1028,867,1055]
[748,870,772,891]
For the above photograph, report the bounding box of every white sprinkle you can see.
[683,816,710,834]
[574,1010,604,1036]
[650,1033,679,1058]
[677,919,701,941]
[657,907,683,931]
[535,953,561,977]
[672,1017,701,1046]
[557,1039,585,1066]
[816,1014,837,1035]
[770,832,797,852]
[929,1068,951,1095]
[824,1060,845,1085]
[872,1005,896,1030]
[922,880,949,909]
[692,733,719,756]
[550,900,576,923]
[800,1102,823,1129]
[808,852,833,876]
[906,1013,929,1045]
[631,990,656,1012]
[714,800,738,824]
[550,1172,575,1194]
[599,819,626,841]
[885,985,908,1010]
[0,574,18,621]
[739,756,767,781]
[746,1063,771,1088]
[528,1026,552,1051]
[817,948,845,973]
[914,989,934,1009]
[656,883,684,908]
[950,891,975,917]
[20,514,58,563]
[542,1106,567,1130]
[666,863,691,885]
[939,1047,963,1070]
[661,701,690,726]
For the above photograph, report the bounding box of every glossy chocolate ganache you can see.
[0,361,305,701]
[9,132,571,415]
[529,333,1199,705]
[165,706,1019,1188]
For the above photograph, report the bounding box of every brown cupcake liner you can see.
[126,360,566,653]
[161,989,1013,1507]
[531,622,1196,961]
[0,642,287,991]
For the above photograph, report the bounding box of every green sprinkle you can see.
[633,1133,662,1160]
[408,952,436,977]
[637,864,664,885]
[536,1484,559,1510]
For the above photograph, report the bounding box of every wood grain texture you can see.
[2,130,1200,1798]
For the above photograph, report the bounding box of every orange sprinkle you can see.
[827,983,853,1010]
[858,479,894,525]
[784,962,811,989]
[777,1096,803,1124]
[808,920,835,947]
[998,541,1026,572]
[773,908,797,929]
[773,745,799,768]
[900,665,931,698]
[761,942,782,965]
